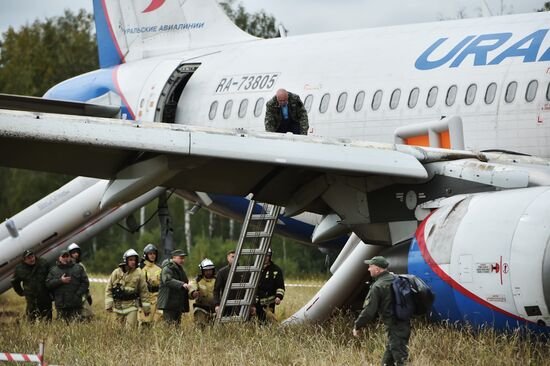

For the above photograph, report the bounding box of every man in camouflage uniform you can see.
[105,249,150,327]
[353,256,411,366]
[11,250,52,321]
[68,243,93,320]
[264,88,309,135]
[255,248,285,324]
[157,249,190,325]
[46,249,89,321]
[138,244,162,326]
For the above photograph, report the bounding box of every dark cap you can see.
[22,249,34,258]
[364,256,389,269]
[171,249,187,257]
[58,249,70,257]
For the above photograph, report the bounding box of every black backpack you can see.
[391,274,435,321]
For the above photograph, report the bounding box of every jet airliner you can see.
[0,0,549,332]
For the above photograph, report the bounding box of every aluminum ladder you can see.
[216,199,281,323]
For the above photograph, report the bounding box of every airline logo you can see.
[142,0,166,13]
[416,29,550,70]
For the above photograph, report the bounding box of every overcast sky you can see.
[0,0,546,36]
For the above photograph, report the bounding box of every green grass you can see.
[0,279,548,365]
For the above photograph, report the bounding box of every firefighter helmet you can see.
[199,258,215,272]
[67,243,81,253]
[143,244,158,257]
[123,249,139,263]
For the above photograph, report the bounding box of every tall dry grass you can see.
[0,278,548,365]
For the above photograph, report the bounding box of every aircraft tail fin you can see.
[92,0,256,68]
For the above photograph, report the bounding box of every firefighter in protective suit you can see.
[255,248,285,323]
[189,258,216,326]
[67,243,93,320]
[138,244,162,326]
[105,249,150,327]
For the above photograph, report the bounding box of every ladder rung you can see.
[251,214,278,220]
[240,248,266,255]
[245,231,271,238]
[226,300,253,306]
[235,265,262,272]
[220,316,247,322]
[230,283,257,290]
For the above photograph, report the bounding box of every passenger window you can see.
[354,91,365,112]
[547,82,550,101]
[223,100,233,119]
[446,85,457,106]
[337,92,348,112]
[505,81,517,103]
[372,90,383,111]
[389,89,401,110]
[525,80,538,102]
[426,86,438,108]
[254,98,264,117]
[465,84,477,106]
[408,88,419,108]
[304,94,313,112]
[238,99,248,118]
[485,83,497,104]
[320,93,330,113]
[208,101,218,120]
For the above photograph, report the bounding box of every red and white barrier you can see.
[0,342,45,365]
[89,277,320,287]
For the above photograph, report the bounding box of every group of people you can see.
[11,243,286,328]
[11,244,92,322]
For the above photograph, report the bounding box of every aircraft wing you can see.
[0,108,480,215]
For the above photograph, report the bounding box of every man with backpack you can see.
[352,256,410,366]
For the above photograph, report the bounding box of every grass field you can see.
[0,278,548,365]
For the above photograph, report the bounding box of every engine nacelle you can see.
[410,187,550,332]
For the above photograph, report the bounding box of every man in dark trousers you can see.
[255,248,285,323]
[46,249,89,321]
[352,256,411,366]
[11,249,52,321]
[157,249,190,325]
[264,88,309,135]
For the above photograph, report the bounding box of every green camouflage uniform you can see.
[264,92,309,134]
[11,257,52,321]
[354,271,411,366]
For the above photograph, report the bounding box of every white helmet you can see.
[123,249,139,263]
[67,243,81,252]
[199,258,215,272]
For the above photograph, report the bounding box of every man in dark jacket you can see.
[264,89,309,135]
[46,249,89,321]
[157,249,190,325]
[353,256,411,366]
[255,248,285,323]
[11,249,52,321]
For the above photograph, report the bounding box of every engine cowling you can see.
[409,187,550,332]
